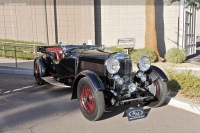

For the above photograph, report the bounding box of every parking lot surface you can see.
[0,74,200,133]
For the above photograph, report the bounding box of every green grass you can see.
[0,39,46,60]
[0,39,46,45]
[166,69,200,99]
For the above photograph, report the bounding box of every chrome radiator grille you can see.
[118,59,132,76]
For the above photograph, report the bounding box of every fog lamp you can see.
[114,75,124,85]
[128,83,137,93]
[141,75,147,82]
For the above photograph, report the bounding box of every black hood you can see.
[77,49,113,60]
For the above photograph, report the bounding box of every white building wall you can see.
[100,0,180,56]
[196,10,200,43]
[0,0,95,45]
[157,0,180,56]
[100,0,146,49]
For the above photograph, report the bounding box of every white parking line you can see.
[1,85,47,95]
[4,90,11,94]
[13,85,35,92]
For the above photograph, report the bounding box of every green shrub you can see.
[130,48,157,63]
[108,46,124,53]
[165,48,186,63]
[166,69,200,99]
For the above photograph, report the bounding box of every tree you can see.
[145,0,160,57]
[145,0,200,60]
[169,0,200,9]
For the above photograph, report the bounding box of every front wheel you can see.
[147,75,168,107]
[77,77,105,121]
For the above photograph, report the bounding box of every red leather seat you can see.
[46,47,63,61]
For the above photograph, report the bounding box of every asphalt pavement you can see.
[0,74,200,133]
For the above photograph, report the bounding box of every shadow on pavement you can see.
[0,84,78,130]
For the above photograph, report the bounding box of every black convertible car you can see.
[34,44,168,121]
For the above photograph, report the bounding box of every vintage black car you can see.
[34,44,168,121]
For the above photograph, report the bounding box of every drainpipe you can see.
[44,0,49,45]
[94,0,102,46]
[53,0,58,44]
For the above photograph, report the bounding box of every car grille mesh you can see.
[118,59,132,76]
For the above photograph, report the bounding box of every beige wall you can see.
[0,0,197,54]
[157,0,180,56]
[0,0,95,45]
[100,0,146,48]
[99,0,180,56]
[55,0,95,44]
[0,0,47,43]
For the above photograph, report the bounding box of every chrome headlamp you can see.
[137,56,151,72]
[105,57,120,74]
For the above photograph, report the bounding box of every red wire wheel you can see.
[77,77,105,121]
[79,86,95,114]
[154,81,160,97]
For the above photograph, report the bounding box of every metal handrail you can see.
[0,43,37,67]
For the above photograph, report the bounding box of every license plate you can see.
[125,107,146,121]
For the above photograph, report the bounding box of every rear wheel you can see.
[147,73,168,107]
[77,77,105,121]
[34,60,44,85]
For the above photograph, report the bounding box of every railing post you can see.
[2,43,5,57]
[14,46,17,68]
[34,45,37,57]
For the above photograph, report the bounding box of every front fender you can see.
[71,70,104,99]
[145,65,168,82]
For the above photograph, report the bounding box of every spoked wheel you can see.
[147,73,168,107]
[80,86,95,114]
[77,77,105,121]
[34,60,44,85]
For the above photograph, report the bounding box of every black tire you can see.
[34,60,45,85]
[147,73,168,107]
[77,77,105,121]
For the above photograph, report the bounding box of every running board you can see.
[42,76,71,88]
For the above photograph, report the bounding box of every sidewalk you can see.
[185,46,200,66]
[0,57,33,75]
[0,57,33,69]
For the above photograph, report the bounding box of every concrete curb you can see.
[0,69,33,75]
[171,67,200,71]
[165,96,200,115]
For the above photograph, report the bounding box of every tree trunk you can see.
[145,0,160,56]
